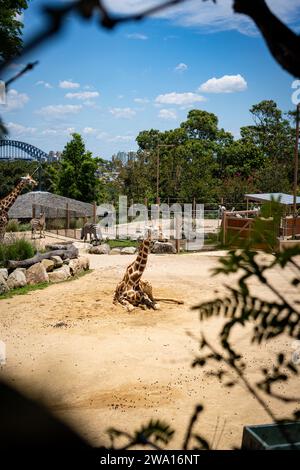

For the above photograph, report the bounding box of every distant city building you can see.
[112,151,137,164]
[48,150,62,163]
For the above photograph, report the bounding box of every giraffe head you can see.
[20,174,37,188]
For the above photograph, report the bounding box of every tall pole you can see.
[292,103,300,238]
[156,144,175,205]
[156,146,160,205]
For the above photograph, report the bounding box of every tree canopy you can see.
[0,0,28,63]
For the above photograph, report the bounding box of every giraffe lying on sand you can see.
[113,228,184,312]
[0,174,37,242]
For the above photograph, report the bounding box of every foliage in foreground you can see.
[0,238,35,267]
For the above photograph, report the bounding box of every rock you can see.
[15,268,26,274]
[151,241,176,254]
[7,270,27,289]
[41,259,55,272]
[110,248,121,255]
[78,256,89,271]
[69,259,80,276]
[89,243,110,255]
[48,265,71,283]
[26,263,49,285]
[121,246,137,255]
[50,255,63,268]
[0,268,8,281]
[0,273,10,294]
[73,241,92,253]
[63,258,70,265]
[69,257,89,276]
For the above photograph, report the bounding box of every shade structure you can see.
[245,193,300,206]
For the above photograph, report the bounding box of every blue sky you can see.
[1,0,300,159]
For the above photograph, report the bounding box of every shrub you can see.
[6,220,20,232]
[5,220,32,232]
[0,239,36,266]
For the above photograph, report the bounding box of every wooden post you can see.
[175,214,181,253]
[93,201,97,223]
[66,203,70,236]
[292,103,300,239]
[223,211,227,245]
[32,204,36,219]
[56,208,59,235]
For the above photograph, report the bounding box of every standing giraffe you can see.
[113,228,158,311]
[0,174,37,242]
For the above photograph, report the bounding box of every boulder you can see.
[151,241,176,254]
[7,269,27,289]
[0,273,10,294]
[41,259,55,272]
[0,268,8,281]
[121,246,137,255]
[78,256,89,271]
[48,265,71,283]
[50,255,63,268]
[26,263,49,285]
[110,248,121,255]
[69,257,90,276]
[89,243,110,255]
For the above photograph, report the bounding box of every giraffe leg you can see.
[117,294,136,312]
[139,280,160,310]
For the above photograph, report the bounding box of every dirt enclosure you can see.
[0,249,298,449]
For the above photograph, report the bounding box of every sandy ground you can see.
[0,245,299,450]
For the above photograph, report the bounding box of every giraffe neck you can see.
[0,181,27,211]
[133,238,150,277]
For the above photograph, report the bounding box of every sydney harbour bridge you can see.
[0,139,49,162]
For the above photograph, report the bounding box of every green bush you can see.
[19,223,32,232]
[6,220,20,232]
[6,220,32,232]
[0,239,36,267]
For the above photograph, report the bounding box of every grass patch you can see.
[0,269,93,300]
[0,239,36,267]
[108,239,138,249]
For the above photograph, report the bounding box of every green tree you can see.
[53,133,100,203]
[0,0,28,63]
[241,100,295,164]
[180,109,219,141]
[0,159,36,198]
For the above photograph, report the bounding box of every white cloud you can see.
[7,122,36,135]
[126,33,148,40]
[65,91,100,100]
[83,127,97,135]
[36,80,53,89]
[59,80,80,89]
[109,107,136,118]
[158,109,177,120]
[42,127,75,136]
[96,132,109,140]
[107,0,300,35]
[1,89,29,112]
[155,92,205,106]
[199,74,247,93]
[36,104,82,118]
[108,135,134,142]
[134,97,150,104]
[174,63,188,72]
